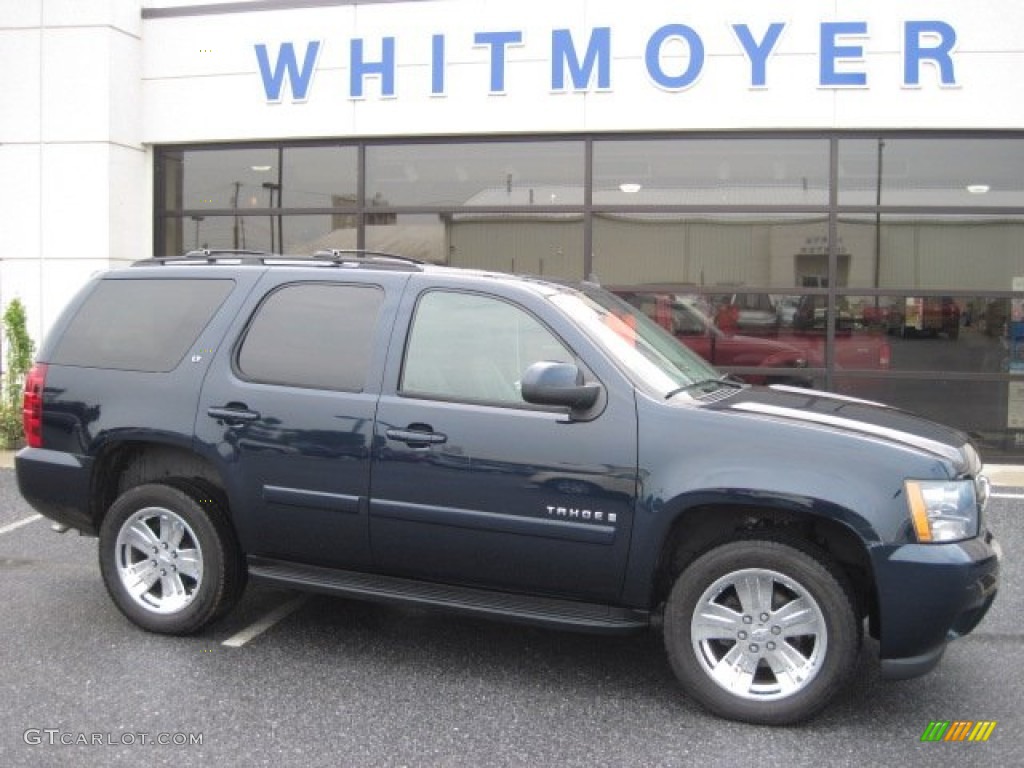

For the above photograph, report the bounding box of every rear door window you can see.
[236,282,384,391]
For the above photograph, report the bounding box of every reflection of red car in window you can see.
[788,295,892,370]
[613,291,814,386]
[708,292,781,336]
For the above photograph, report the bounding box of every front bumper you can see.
[872,530,1000,679]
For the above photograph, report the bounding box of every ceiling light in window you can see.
[619,183,642,194]
[251,165,272,172]
[967,184,990,195]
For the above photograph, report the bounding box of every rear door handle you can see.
[207,405,261,424]
[385,427,447,446]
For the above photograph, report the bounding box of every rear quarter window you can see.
[51,279,234,372]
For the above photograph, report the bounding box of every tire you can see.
[98,481,246,635]
[663,538,859,725]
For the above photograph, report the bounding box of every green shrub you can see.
[1,299,35,447]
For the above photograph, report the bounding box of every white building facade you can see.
[4,0,1024,456]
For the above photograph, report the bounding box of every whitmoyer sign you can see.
[133,0,1024,139]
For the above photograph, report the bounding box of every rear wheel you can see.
[663,538,859,725]
[99,481,245,634]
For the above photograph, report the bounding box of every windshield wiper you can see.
[665,375,745,400]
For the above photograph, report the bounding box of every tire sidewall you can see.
[664,539,859,725]
[99,482,229,635]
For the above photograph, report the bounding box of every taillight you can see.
[879,342,892,369]
[22,362,47,448]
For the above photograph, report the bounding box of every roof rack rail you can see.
[185,248,271,259]
[132,249,425,271]
[312,249,425,266]
[135,249,272,266]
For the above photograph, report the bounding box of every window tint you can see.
[238,283,383,391]
[52,279,233,372]
[402,291,572,404]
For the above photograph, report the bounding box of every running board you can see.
[247,556,649,635]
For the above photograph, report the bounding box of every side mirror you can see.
[521,361,601,411]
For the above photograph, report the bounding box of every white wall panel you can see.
[0,145,42,261]
[40,144,111,259]
[43,0,141,35]
[0,30,42,141]
[0,0,41,28]
[41,28,115,142]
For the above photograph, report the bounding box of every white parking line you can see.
[221,594,310,648]
[0,514,42,536]
[991,492,1024,500]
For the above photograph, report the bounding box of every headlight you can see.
[905,479,979,543]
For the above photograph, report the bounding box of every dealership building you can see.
[4,0,1024,457]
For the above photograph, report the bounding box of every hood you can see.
[712,384,975,472]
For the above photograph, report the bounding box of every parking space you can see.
[1,467,1020,768]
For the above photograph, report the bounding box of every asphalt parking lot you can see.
[0,464,1020,768]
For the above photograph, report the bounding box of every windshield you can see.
[548,286,721,397]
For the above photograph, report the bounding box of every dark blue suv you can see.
[15,251,1000,725]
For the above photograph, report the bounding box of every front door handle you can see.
[207,405,261,424]
[385,427,447,447]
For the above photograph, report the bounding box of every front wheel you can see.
[99,481,245,635]
[663,539,860,725]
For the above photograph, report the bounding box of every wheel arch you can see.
[647,493,878,629]
[90,440,228,530]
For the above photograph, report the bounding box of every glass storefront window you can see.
[832,294,1008,373]
[159,214,278,255]
[610,286,825,387]
[281,146,357,208]
[365,141,585,207]
[593,138,830,206]
[159,146,357,214]
[159,147,278,213]
[839,137,1024,207]
[445,213,584,278]
[592,213,830,289]
[838,215,1024,292]
[282,214,355,254]
[161,214,355,257]
[364,214,447,264]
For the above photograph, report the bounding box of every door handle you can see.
[207,405,261,424]
[385,427,447,446]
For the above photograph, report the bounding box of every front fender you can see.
[620,397,948,607]
[621,477,880,608]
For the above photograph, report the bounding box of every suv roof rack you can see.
[135,249,274,266]
[133,248,425,271]
[312,249,425,266]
